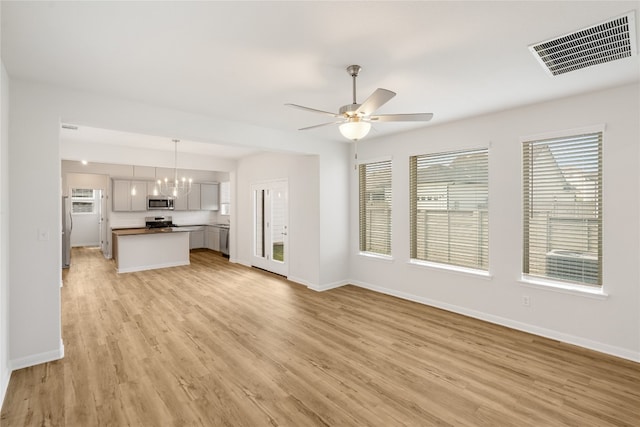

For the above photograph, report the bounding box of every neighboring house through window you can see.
[359,160,392,256]
[522,130,603,287]
[410,148,489,271]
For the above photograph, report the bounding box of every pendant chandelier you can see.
[157,139,192,198]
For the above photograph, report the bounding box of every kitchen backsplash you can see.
[110,210,219,229]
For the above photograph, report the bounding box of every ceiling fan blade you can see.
[298,121,343,131]
[285,103,341,118]
[370,113,434,122]
[355,88,396,116]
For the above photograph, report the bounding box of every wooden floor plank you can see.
[1,247,639,426]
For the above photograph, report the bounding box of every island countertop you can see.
[112,227,189,236]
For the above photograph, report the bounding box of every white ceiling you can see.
[2,1,639,152]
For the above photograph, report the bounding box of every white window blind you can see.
[523,132,602,286]
[71,188,95,214]
[72,201,95,214]
[410,148,489,270]
[71,188,94,199]
[359,160,392,256]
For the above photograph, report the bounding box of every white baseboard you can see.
[10,339,65,371]
[306,279,349,292]
[350,280,640,363]
[0,366,11,411]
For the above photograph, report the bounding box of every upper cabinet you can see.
[188,183,202,210]
[201,183,219,211]
[112,179,147,212]
[130,181,148,211]
[112,180,131,211]
[173,192,188,211]
[175,183,218,211]
[111,175,220,212]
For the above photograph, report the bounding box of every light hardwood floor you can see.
[1,247,639,426]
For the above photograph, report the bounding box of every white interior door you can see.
[70,188,101,247]
[251,180,288,276]
[98,190,108,256]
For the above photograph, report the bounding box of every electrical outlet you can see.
[522,295,531,307]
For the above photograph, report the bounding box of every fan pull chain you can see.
[354,140,358,170]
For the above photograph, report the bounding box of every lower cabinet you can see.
[189,229,205,249]
[207,226,220,251]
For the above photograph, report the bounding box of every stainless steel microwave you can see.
[147,196,174,210]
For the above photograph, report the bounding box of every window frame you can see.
[409,147,489,272]
[520,125,604,289]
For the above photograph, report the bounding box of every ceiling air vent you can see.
[529,11,637,76]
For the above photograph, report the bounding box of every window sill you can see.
[408,259,492,280]
[518,275,608,299]
[358,252,395,263]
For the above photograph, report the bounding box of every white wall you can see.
[233,147,351,290]
[318,147,350,289]
[8,80,63,369]
[350,83,640,361]
[0,59,12,406]
[236,152,321,287]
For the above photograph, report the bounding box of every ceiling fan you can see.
[286,65,433,141]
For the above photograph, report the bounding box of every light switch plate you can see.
[38,228,50,241]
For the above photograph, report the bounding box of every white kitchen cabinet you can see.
[147,181,160,197]
[189,229,205,249]
[130,180,148,211]
[188,183,201,210]
[155,168,175,181]
[112,180,131,211]
[174,192,188,211]
[113,179,152,211]
[207,226,220,251]
[200,183,219,211]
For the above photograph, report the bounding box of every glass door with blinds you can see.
[251,180,288,276]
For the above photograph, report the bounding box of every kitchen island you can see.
[112,227,190,273]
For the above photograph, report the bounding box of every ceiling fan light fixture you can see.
[339,119,371,141]
[286,64,433,139]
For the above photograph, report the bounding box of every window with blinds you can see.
[523,132,602,286]
[359,160,392,256]
[71,188,95,214]
[410,148,489,270]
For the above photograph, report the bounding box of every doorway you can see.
[251,180,288,276]
[69,188,103,249]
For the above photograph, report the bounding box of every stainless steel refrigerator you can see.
[62,196,72,268]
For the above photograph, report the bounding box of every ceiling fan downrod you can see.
[346,64,361,105]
